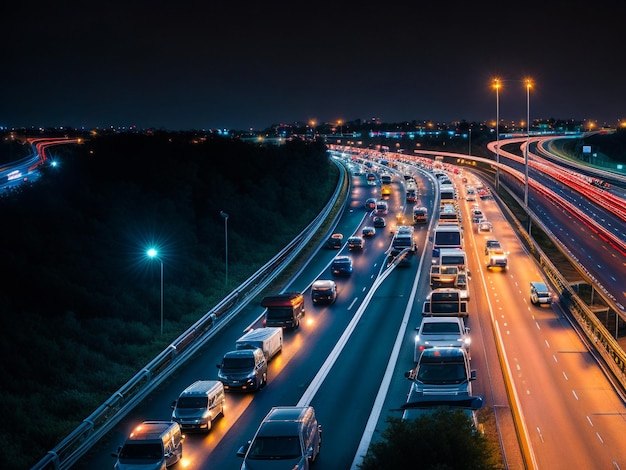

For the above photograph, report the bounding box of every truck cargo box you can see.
[236,327,283,362]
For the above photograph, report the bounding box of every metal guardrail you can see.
[32,156,349,470]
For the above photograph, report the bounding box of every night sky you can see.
[2,2,623,131]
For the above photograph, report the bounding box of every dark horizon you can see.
[2,2,623,131]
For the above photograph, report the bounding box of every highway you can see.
[492,137,626,313]
[456,169,626,469]
[0,137,80,192]
[69,148,626,469]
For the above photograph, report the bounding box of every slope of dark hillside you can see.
[0,132,338,469]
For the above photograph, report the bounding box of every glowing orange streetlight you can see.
[493,78,501,190]
[524,78,533,207]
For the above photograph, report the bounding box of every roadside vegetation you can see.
[358,410,501,470]
[0,132,336,468]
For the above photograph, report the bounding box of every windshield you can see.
[222,357,255,370]
[246,436,302,460]
[431,302,462,314]
[417,363,467,385]
[441,255,465,265]
[119,442,162,460]
[422,323,460,334]
[267,308,294,320]
[434,232,461,246]
[177,396,208,409]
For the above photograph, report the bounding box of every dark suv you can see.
[311,280,337,305]
[326,233,343,249]
[347,236,364,251]
[331,256,353,277]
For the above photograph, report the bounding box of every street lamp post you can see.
[493,78,501,191]
[220,211,229,287]
[146,247,163,336]
[468,127,472,155]
[524,78,532,208]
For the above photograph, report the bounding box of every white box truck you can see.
[236,327,283,362]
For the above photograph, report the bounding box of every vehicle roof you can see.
[531,281,548,289]
[437,247,465,254]
[237,327,281,342]
[223,349,260,358]
[261,292,303,307]
[257,420,301,437]
[420,316,464,324]
[333,256,352,262]
[265,406,310,422]
[430,287,462,295]
[419,347,466,362]
[180,380,222,396]
[312,279,336,288]
[128,421,178,440]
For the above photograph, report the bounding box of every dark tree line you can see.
[0,132,337,469]
[359,411,500,470]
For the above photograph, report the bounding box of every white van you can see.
[171,380,225,433]
[237,406,322,469]
[112,421,184,470]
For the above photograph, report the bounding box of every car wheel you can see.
[260,372,267,389]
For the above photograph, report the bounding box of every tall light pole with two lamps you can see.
[493,78,501,191]
[491,77,532,204]
[524,78,532,208]
[220,211,229,287]
[146,247,164,336]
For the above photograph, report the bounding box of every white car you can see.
[413,316,471,362]
[477,220,492,232]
